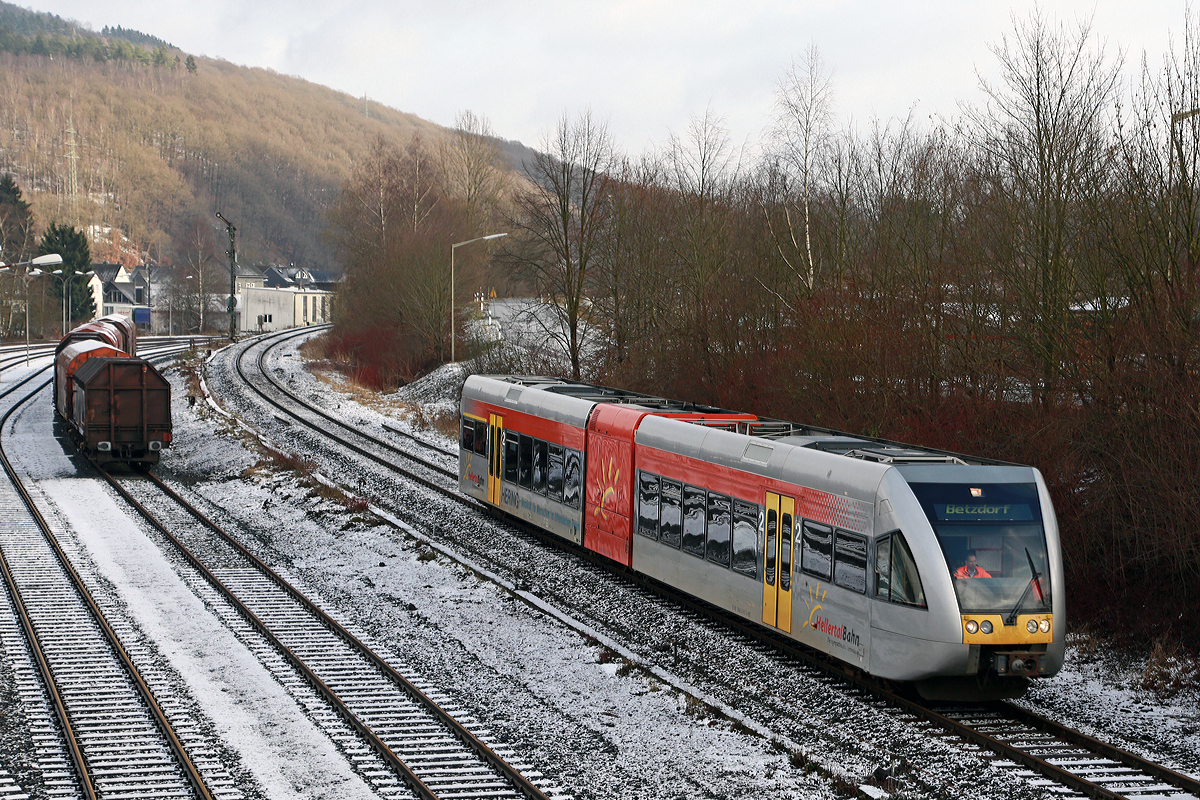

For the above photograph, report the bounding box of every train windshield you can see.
[907,483,1050,615]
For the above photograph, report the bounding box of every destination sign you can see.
[934,503,1034,522]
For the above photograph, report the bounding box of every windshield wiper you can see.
[1005,547,1048,625]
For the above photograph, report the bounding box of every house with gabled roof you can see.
[89,262,152,326]
[263,265,343,292]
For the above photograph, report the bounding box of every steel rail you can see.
[226,335,1200,799]
[0,369,214,800]
[246,326,459,476]
[99,466,553,800]
[0,377,92,800]
[542,526,1200,800]
[231,330,467,500]
[998,702,1200,798]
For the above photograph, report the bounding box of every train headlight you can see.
[965,620,978,634]
[1027,620,1038,633]
[1039,619,1051,633]
[980,620,993,634]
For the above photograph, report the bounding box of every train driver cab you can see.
[907,481,1055,677]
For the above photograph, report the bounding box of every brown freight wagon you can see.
[69,356,172,467]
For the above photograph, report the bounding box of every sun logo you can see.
[593,457,619,520]
[803,582,827,628]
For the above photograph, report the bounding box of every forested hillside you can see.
[0,1,533,268]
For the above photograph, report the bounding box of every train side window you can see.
[731,500,759,578]
[874,536,891,599]
[474,419,488,455]
[562,449,579,507]
[504,431,519,482]
[518,434,533,489]
[833,531,868,593]
[682,485,706,557]
[800,520,833,580]
[765,506,777,587]
[637,472,660,540]
[461,416,475,452]
[706,492,732,567]
[659,479,683,548]
[547,444,564,502]
[533,439,548,494]
[563,449,583,509]
[874,531,926,608]
[890,532,926,607]
[780,509,793,591]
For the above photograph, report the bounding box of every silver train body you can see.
[460,375,1064,700]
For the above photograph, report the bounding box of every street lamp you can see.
[51,268,94,334]
[216,212,237,341]
[0,253,62,365]
[450,233,507,362]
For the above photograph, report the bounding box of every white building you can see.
[241,286,334,332]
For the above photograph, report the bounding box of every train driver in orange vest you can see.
[954,550,992,579]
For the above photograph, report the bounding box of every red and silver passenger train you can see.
[54,314,172,467]
[460,375,1064,700]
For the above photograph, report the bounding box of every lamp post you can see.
[216,212,237,341]
[0,253,63,365]
[450,233,507,362]
[50,268,94,334]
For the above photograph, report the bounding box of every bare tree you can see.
[329,135,470,375]
[968,9,1121,407]
[438,110,510,228]
[664,109,747,397]
[505,111,615,380]
[770,43,835,292]
[173,216,222,333]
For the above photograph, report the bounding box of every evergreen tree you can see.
[0,173,34,265]
[38,223,93,325]
[185,54,196,73]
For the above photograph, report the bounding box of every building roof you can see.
[263,265,342,290]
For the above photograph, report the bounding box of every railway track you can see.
[4,337,559,799]
[651,570,1200,800]
[98,465,561,800]
[216,327,1200,800]
[232,327,461,491]
[0,344,223,800]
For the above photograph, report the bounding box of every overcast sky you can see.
[21,1,1191,156]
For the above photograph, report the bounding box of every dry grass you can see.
[296,337,454,438]
[174,350,207,406]
[426,407,460,438]
[1066,624,1104,665]
[1140,636,1200,697]
[681,694,720,722]
[342,496,370,513]
[297,337,330,361]
[261,446,319,479]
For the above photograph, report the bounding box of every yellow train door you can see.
[762,492,795,633]
[488,414,504,505]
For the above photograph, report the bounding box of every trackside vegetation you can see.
[330,12,1200,652]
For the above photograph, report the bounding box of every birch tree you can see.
[771,43,835,293]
